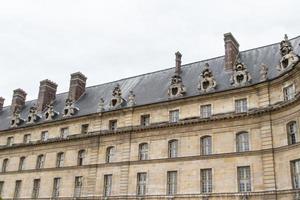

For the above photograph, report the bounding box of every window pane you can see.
[201,169,212,193]
[139,143,148,160]
[235,99,247,113]
[74,176,83,197]
[104,174,112,196]
[52,178,61,197]
[201,105,212,118]
[169,110,179,123]
[14,180,22,198]
[106,147,115,163]
[293,160,300,189]
[168,140,178,158]
[237,132,249,152]
[137,173,147,195]
[32,179,40,199]
[167,171,177,195]
[238,166,251,192]
[201,136,212,155]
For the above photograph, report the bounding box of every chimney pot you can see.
[0,97,5,112]
[224,32,240,71]
[68,72,87,102]
[37,79,58,112]
[11,88,27,113]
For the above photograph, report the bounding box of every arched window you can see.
[201,136,212,155]
[2,158,8,172]
[287,121,298,145]
[168,140,178,158]
[56,152,64,168]
[18,156,25,171]
[106,146,115,163]
[139,143,149,160]
[36,154,45,169]
[78,150,86,166]
[236,132,249,152]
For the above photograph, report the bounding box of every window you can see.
[103,174,112,197]
[284,84,295,101]
[106,146,115,163]
[287,121,298,145]
[141,114,150,126]
[23,134,31,143]
[14,180,22,198]
[235,98,248,113]
[292,160,300,189]
[41,131,49,141]
[109,120,117,131]
[52,177,61,198]
[201,168,212,193]
[32,179,40,199]
[236,132,249,152]
[7,136,14,146]
[2,158,8,172]
[18,156,25,171]
[74,176,83,197]
[238,166,251,192]
[200,104,212,118]
[169,110,179,123]
[78,150,86,166]
[137,172,147,196]
[167,171,177,195]
[168,140,178,158]
[81,124,89,134]
[201,136,212,155]
[36,154,45,169]
[56,152,64,168]
[0,181,4,196]
[139,143,149,160]
[60,127,69,139]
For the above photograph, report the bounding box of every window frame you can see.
[32,178,40,199]
[77,149,86,166]
[14,180,22,198]
[200,104,212,118]
[201,136,212,155]
[137,172,147,196]
[2,158,8,172]
[56,152,64,168]
[60,127,69,139]
[168,139,178,158]
[237,166,251,192]
[52,177,61,198]
[236,132,250,152]
[36,154,45,169]
[283,84,295,101]
[109,120,118,131]
[74,176,83,198]
[23,134,31,144]
[81,124,89,134]
[140,114,150,126]
[201,168,212,193]
[287,121,298,145]
[7,136,14,146]
[167,171,177,195]
[139,143,149,160]
[41,131,49,141]
[291,159,300,189]
[235,98,248,113]
[18,156,26,171]
[103,174,112,197]
[106,146,115,163]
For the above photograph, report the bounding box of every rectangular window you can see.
[0,181,4,196]
[14,180,22,198]
[292,160,300,189]
[104,174,112,197]
[238,166,251,192]
[32,179,40,199]
[18,157,25,171]
[7,136,14,146]
[137,172,147,196]
[201,136,212,155]
[235,98,248,113]
[288,122,298,145]
[109,120,117,131]
[2,159,8,172]
[52,177,61,198]
[169,110,179,123]
[60,127,69,139]
[56,152,64,168]
[141,114,150,126]
[284,84,295,101]
[74,176,83,197]
[36,155,45,169]
[41,131,49,141]
[23,134,31,143]
[167,171,177,195]
[200,104,212,118]
[81,124,89,134]
[168,140,178,158]
[201,169,212,193]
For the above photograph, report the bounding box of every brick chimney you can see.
[175,51,182,75]
[11,88,27,113]
[0,97,4,112]
[37,79,58,112]
[68,72,87,101]
[224,32,239,71]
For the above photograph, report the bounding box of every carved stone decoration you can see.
[27,106,41,124]
[230,59,252,87]
[278,34,299,71]
[11,108,24,127]
[63,98,79,117]
[198,63,217,92]
[98,98,105,112]
[110,84,125,109]
[44,101,59,120]
[260,64,268,81]
[127,91,136,107]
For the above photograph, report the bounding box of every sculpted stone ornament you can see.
[110,84,125,109]
[27,106,41,124]
[278,34,299,71]
[98,98,105,112]
[230,59,251,87]
[128,91,136,107]
[260,64,268,81]
[44,101,59,120]
[198,63,217,92]
[63,98,79,117]
[11,108,24,127]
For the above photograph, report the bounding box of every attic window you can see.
[111,99,118,107]
[171,87,179,96]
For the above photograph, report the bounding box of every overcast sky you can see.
[0,0,300,106]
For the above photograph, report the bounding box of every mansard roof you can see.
[0,35,300,131]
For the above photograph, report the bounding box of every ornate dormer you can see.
[44,101,59,120]
[128,91,136,107]
[230,57,251,87]
[278,34,299,71]
[110,84,125,109]
[260,64,268,81]
[11,108,24,127]
[63,98,79,117]
[168,51,186,98]
[27,106,41,124]
[98,98,105,112]
[198,63,217,92]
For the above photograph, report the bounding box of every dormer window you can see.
[230,60,251,87]
[44,102,59,120]
[198,63,217,93]
[110,84,125,109]
[27,106,41,124]
[283,84,295,101]
[63,99,78,117]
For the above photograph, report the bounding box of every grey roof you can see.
[1,36,300,131]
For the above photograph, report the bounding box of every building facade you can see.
[0,33,300,199]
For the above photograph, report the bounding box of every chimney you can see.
[175,51,182,75]
[37,79,58,112]
[11,88,27,113]
[0,97,4,112]
[224,32,239,71]
[68,72,87,102]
